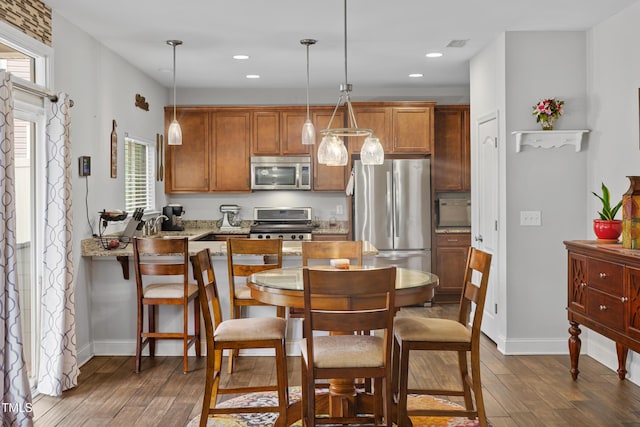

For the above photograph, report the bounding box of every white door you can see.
[475,113,500,342]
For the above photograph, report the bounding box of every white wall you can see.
[470,1,640,385]
[503,31,588,352]
[51,12,168,364]
[585,1,640,384]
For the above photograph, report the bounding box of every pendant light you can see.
[319,0,384,166]
[167,40,183,146]
[300,39,317,145]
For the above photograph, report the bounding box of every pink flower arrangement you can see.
[532,97,564,123]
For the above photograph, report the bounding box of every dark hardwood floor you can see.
[32,304,640,426]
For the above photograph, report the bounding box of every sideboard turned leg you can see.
[568,321,582,380]
[616,343,628,380]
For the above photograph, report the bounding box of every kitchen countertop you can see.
[82,225,367,257]
[435,227,471,234]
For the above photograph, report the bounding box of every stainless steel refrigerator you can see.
[353,159,431,272]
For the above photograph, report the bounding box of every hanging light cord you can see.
[305,43,311,120]
[172,42,177,121]
[322,0,365,134]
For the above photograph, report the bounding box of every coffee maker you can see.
[161,204,185,231]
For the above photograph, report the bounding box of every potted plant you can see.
[592,182,623,241]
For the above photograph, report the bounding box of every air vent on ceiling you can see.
[446,39,468,48]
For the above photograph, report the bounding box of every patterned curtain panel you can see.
[0,72,33,425]
[37,93,78,397]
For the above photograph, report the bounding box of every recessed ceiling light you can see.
[246,74,260,79]
[409,73,423,78]
[233,54,249,60]
[426,52,443,58]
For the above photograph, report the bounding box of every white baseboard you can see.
[92,339,301,357]
[500,337,568,355]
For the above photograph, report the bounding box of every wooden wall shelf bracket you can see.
[512,130,590,153]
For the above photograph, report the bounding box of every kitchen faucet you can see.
[143,215,169,236]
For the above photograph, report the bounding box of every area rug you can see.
[187,387,492,427]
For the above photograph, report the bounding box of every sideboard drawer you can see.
[587,258,623,295]
[587,288,624,331]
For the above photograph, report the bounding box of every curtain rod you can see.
[9,75,74,107]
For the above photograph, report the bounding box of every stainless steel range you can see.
[250,207,313,240]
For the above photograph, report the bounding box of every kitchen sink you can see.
[191,232,218,241]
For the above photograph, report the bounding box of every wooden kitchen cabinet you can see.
[252,111,280,155]
[165,109,211,193]
[211,111,251,191]
[280,109,312,155]
[434,105,470,191]
[164,108,250,193]
[565,240,640,381]
[351,102,435,155]
[349,107,392,154]
[311,109,347,191]
[433,233,470,302]
[252,108,310,156]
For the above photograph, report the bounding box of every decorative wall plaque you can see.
[111,119,117,178]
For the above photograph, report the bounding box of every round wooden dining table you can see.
[248,265,439,309]
[247,265,439,424]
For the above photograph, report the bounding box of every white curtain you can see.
[37,92,78,396]
[0,72,33,426]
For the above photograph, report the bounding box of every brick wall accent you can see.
[0,0,52,46]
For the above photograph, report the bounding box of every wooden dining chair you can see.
[300,266,396,426]
[132,237,200,374]
[392,247,492,427]
[289,240,364,319]
[192,248,290,427]
[226,238,285,373]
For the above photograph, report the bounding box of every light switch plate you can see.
[520,210,541,226]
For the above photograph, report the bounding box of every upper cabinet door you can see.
[434,105,470,191]
[212,111,251,192]
[165,108,211,193]
[350,107,392,154]
[391,106,433,153]
[281,109,311,155]
[312,109,347,191]
[252,111,280,155]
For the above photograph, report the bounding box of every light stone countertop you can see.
[82,226,372,257]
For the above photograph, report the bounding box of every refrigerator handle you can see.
[386,171,392,238]
[394,168,400,238]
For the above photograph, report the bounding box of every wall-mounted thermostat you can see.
[79,156,91,176]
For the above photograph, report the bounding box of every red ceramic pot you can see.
[593,219,623,241]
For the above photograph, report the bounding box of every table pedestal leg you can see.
[329,379,357,417]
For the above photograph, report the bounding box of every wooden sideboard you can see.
[564,240,640,381]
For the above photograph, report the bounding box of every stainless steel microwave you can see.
[250,156,311,190]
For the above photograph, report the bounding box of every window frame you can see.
[124,136,157,214]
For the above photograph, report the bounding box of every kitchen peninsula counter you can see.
[82,230,377,359]
[81,229,372,257]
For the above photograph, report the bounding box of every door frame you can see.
[472,110,503,348]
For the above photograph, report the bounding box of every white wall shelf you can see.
[512,130,590,152]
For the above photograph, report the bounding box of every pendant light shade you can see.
[301,119,315,146]
[360,136,384,165]
[319,0,384,166]
[301,39,317,145]
[167,39,183,146]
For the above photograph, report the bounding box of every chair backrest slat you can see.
[457,247,492,334]
[191,248,223,351]
[302,266,396,335]
[133,237,190,298]
[302,241,363,267]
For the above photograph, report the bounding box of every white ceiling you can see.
[43,0,638,91]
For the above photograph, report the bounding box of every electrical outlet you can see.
[336,204,344,215]
[520,210,541,226]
